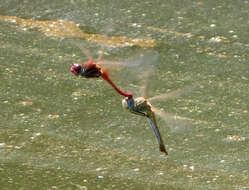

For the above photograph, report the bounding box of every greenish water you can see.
[0,0,249,189]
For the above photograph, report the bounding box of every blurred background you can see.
[0,0,248,189]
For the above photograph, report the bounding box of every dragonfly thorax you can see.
[122,97,151,113]
[133,97,151,113]
[80,60,102,78]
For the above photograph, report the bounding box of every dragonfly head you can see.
[71,61,102,78]
[70,63,82,76]
[122,98,129,109]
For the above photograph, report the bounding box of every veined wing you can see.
[98,51,159,90]
[124,51,158,97]
[151,105,194,132]
[68,39,93,61]
[98,50,159,69]
[148,84,199,102]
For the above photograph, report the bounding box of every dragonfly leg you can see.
[130,109,148,117]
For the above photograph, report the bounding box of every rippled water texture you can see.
[0,0,249,189]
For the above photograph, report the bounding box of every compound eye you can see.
[122,99,129,109]
[70,64,82,76]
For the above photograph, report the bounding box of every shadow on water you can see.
[0,0,249,189]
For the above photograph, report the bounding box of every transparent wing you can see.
[137,69,150,98]
[148,84,199,102]
[98,50,158,68]
[68,39,93,61]
[124,51,158,97]
[97,51,159,92]
[151,106,194,133]
[96,45,105,62]
[97,60,126,68]
[122,51,159,69]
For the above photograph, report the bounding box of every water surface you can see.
[0,0,249,189]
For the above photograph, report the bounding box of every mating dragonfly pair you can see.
[70,45,195,155]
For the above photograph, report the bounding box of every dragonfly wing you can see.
[98,51,159,91]
[98,50,158,69]
[69,39,93,60]
[151,106,194,132]
[134,51,158,97]
[96,60,124,75]
[97,60,124,66]
[148,84,199,102]
[123,51,158,68]
[138,70,151,98]
[96,46,105,62]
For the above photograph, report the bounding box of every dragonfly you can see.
[70,42,197,155]
[122,96,168,155]
[122,84,197,156]
[70,43,132,98]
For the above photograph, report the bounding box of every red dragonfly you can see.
[70,45,133,98]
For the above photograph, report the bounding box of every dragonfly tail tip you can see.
[160,145,168,155]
